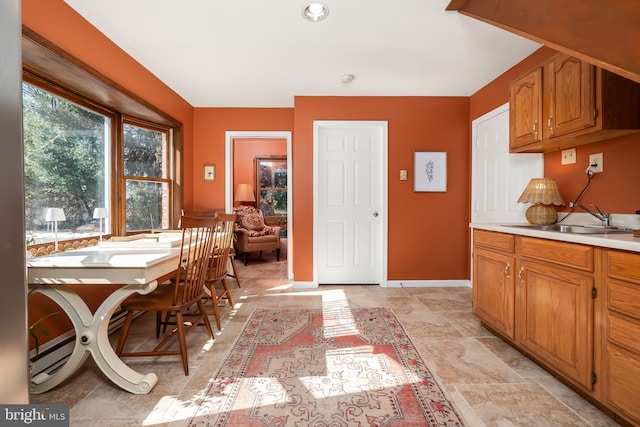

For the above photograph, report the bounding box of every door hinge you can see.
[593,108,599,119]
[592,287,597,298]
[592,372,597,384]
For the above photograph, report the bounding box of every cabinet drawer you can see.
[518,236,593,272]
[473,230,515,252]
[608,313,640,353]
[608,280,640,322]
[608,250,640,285]
[604,344,640,425]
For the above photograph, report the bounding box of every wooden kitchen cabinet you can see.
[472,228,640,424]
[473,230,516,339]
[510,52,640,153]
[509,67,543,149]
[602,249,640,425]
[516,237,595,391]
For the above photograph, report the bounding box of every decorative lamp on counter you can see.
[45,207,66,252]
[235,183,256,207]
[518,178,565,225]
[93,207,108,241]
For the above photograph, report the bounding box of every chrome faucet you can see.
[570,202,611,226]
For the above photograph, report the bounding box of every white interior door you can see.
[472,103,543,224]
[314,121,387,285]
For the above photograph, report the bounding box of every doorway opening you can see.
[225,131,292,280]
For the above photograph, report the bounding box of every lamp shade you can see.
[235,184,256,202]
[45,207,66,222]
[518,178,565,225]
[93,207,109,219]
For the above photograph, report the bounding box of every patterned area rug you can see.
[188,307,466,426]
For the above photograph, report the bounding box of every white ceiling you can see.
[64,0,541,108]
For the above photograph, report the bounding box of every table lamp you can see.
[45,207,66,251]
[235,183,256,207]
[517,178,565,225]
[93,207,108,241]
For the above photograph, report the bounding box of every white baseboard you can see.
[384,280,471,288]
[292,280,472,289]
[292,281,318,289]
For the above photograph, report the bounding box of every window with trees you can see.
[123,122,171,231]
[22,82,173,246]
[22,29,182,248]
[255,156,287,224]
[23,82,111,244]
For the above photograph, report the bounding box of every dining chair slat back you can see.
[206,213,237,329]
[115,215,218,375]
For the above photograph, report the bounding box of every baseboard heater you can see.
[29,309,142,378]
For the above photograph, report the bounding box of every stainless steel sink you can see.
[504,224,633,234]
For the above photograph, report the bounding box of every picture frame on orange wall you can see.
[203,164,215,182]
[414,151,446,192]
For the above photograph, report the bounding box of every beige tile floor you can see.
[31,251,620,426]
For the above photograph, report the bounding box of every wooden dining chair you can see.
[182,209,241,288]
[205,213,237,330]
[115,216,217,375]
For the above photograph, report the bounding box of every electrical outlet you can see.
[589,153,603,173]
[400,170,408,181]
[561,148,576,165]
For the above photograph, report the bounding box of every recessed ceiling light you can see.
[302,2,329,22]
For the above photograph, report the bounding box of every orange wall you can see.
[233,138,287,207]
[471,45,640,215]
[191,109,294,211]
[292,97,470,282]
[545,134,640,213]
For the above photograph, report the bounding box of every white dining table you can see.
[27,234,184,394]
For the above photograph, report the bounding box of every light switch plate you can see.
[561,148,576,165]
[400,170,407,181]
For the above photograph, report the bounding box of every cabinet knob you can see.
[505,263,511,278]
[518,266,525,282]
[532,121,538,136]
[547,117,554,134]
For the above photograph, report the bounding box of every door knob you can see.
[373,211,379,217]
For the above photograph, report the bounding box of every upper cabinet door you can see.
[546,54,596,138]
[509,67,543,149]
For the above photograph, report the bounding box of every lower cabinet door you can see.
[473,247,515,339]
[516,259,594,390]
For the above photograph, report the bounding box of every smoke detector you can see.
[340,74,355,83]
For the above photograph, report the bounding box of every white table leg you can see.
[30,281,159,394]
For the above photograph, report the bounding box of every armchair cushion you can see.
[234,206,276,237]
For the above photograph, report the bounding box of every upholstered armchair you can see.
[234,206,281,265]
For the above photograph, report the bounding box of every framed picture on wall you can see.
[203,164,215,182]
[414,151,447,192]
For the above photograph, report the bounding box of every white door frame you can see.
[312,121,388,287]
[225,131,293,280]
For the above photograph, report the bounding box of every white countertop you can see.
[470,222,640,253]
